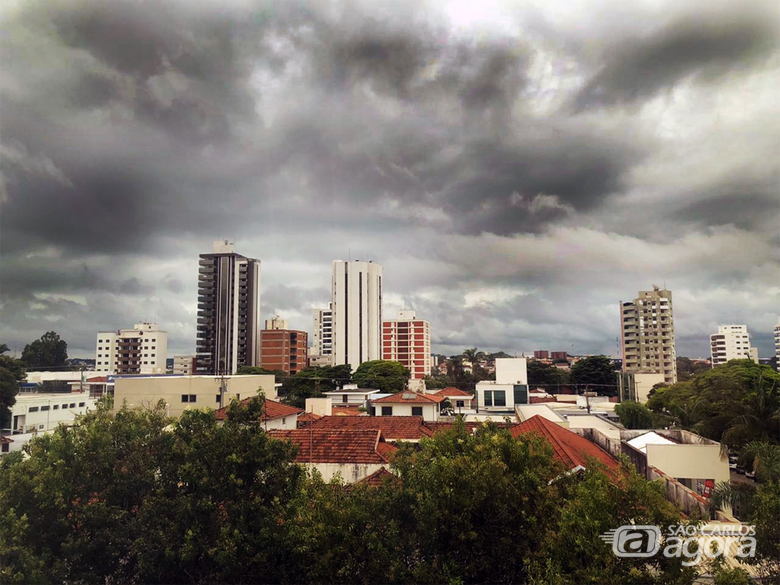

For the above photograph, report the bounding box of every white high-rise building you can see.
[311,303,333,366]
[710,325,758,366]
[382,310,431,380]
[774,319,780,364]
[95,322,168,375]
[620,286,677,385]
[331,260,383,369]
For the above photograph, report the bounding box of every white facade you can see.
[710,325,758,366]
[5,392,96,435]
[312,303,333,365]
[172,355,196,375]
[373,401,439,421]
[323,386,380,406]
[620,287,677,384]
[775,320,780,362]
[331,260,382,369]
[265,316,288,330]
[95,322,168,375]
[476,358,530,412]
[382,310,431,379]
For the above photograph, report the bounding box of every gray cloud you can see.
[1,0,778,360]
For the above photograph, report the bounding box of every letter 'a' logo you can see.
[600,526,662,558]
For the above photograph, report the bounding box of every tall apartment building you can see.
[310,304,333,366]
[620,286,677,385]
[265,316,288,330]
[775,320,780,364]
[382,310,431,380]
[172,355,196,375]
[261,328,308,375]
[331,260,382,369]
[95,322,167,374]
[710,325,758,367]
[195,240,261,376]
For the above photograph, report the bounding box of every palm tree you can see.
[721,374,780,448]
[739,441,780,483]
[709,481,757,521]
[460,348,487,374]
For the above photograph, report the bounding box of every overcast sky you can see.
[1,0,778,360]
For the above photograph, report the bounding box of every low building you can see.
[267,428,396,483]
[371,391,443,421]
[308,354,333,368]
[322,385,380,408]
[172,355,197,375]
[432,387,474,412]
[475,358,529,412]
[67,376,114,398]
[617,371,666,404]
[214,397,302,430]
[113,374,276,417]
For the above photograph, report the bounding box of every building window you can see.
[79,402,85,407]
[381,406,392,416]
[28,406,39,412]
[484,390,506,407]
[513,385,528,406]
[41,406,50,411]
[62,404,68,409]
[70,403,76,408]
[411,406,423,417]
[1,443,8,453]
[181,395,188,403]
[342,394,348,403]
[282,417,287,425]
[53,405,59,410]
[456,400,465,408]
[216,394,221,403]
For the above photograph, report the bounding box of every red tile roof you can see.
[433,387,472,397]
[0,436,13,444]
[268,429,397,464]
[331,406,366,416]
[297,412,323,423]
[85,376,110,383]
[373,391,445,404]
[307,415,427,440]
[421,421,518,436]
[511,415,619,474]
[357,467,399,487]
[214,398,303,421]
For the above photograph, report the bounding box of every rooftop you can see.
[511,415,620,474]
[307,415,427,440]
[214,398,303,421]
[373,391,445,404]
[433,387,472,397]
[268,429,396,464]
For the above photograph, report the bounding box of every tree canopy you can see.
[283,364,353,407]
[20,331,68,370]
[570,355,618,395]
[0,345,25,430]
[647,360,780,447]
[352,360,410,394]
[615,401,654,429]
[527,359,571,389]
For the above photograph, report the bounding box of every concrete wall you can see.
[374,402,438,421]
[495,358,528,384]
[114,375,275,417]
[635,373,666,403]
[306,397,333,416]
[646,443,729,484]
[303,462,389,484]
[7,392,96,434]
[263,414,299,431]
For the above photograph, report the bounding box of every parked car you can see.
[745,470,756,480]
[735,465,745,474]
[728,461,737,470]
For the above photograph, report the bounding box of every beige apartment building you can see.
[620,286,677,385]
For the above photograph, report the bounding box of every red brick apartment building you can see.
[260,328,308,375]
[382,310,431,379]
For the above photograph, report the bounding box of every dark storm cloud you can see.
[571,9,779,110]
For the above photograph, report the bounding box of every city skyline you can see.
[1,0,778,360]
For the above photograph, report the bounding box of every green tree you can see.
[353,360,410,394]
[422,374,451,390]
[747,480,780,583]
[20,332,68,370]
[570,355,618,395]
[0,345,25,430]
[615,400,654,429]
[709,481,757,521]
[235,366,277,375]
[738,441,780,483]
[285,364,352,408]
[676,356,711,382]
[527,360,570,390]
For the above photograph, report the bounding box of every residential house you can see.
[432,387,473,412]
[371,391,443,421]
[214,397,302,431]
[306,415,429,442]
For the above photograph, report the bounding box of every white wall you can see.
[263,414,299,431]
[331,260,382,369]
[114,375,276,417]
[495,358,528,384]
[635,373,666,403]
[373,402,438,421]
[302,462,389,484]
[476,382,528,411]
[646,444,729,484]
[306,397,333,416]
[7,392,96,434]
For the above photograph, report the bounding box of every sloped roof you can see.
[626,431,676,453]
[433,387,472,397]
[373,391,445,404]
[86,376,110,383]
[511,415,620,473]
[297,412,323,423]
[268,429,396,464]
[331,406,366,416]
[214,398,303,421]
[0,436,13,444]
[357,467,399,487]
[307,415,427,440]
